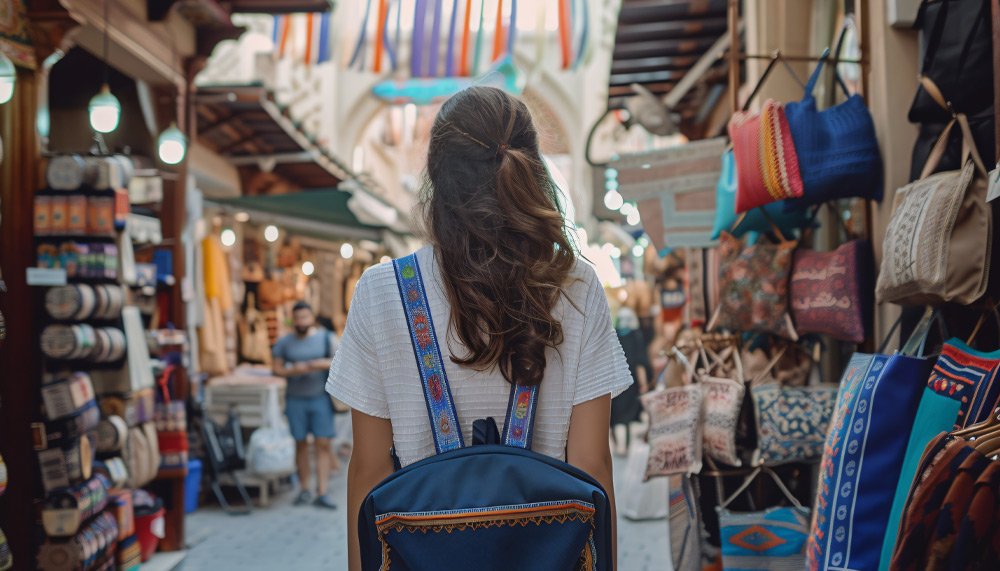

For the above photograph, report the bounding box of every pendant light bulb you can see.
[89,84,121,133]
[157,122,187,165]
[0,52,16,105]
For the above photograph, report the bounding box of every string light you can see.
[89,0,120,133]
[264,225,279,242]
[220,228,236,247]
[340,243,354,259]
[301,261,315,276]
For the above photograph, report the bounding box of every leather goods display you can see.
[357,254,613,570]
[806,314,938,571]
[878,79,992,306]
[783,49,883,207]
[710,150,812,240]
[642,349,704,478]
[717,467,810,570]
[790,240,874,343]
[697,345,746,467]
[716,232,798,339]
[750,348,838,465]
[729,99,805,212]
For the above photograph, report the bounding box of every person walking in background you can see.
[611,305,651,456]
[272,301,340,509]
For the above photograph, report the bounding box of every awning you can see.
[609,0,729,117]
[207,189,384,242]
[195,84,352,189]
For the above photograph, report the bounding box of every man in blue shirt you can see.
[272,301,339,509]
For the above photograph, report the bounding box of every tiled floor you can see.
[180,455,670,570]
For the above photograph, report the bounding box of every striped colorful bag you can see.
[729,99,805,213]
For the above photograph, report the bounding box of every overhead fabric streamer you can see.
[304,13,314,65]
[558,0,571,68]
[472,0,486,75]
[317,13,332,64]
[429,0,444,76]
[492,0,505,61]
[445,0,460,77]
[384,0,400,71]
[373,0,388,72]
[349,0,373,69]
[411,0,428,76]
[460,0,473,76]
[572,0,588,69]
[279,14,293,59]
[507,0,517,55]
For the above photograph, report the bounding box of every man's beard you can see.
[294,326,310,336]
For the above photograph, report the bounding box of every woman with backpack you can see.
[328,86,633,570]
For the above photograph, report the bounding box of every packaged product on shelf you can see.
[35,194,52,235]
[108,490,135,541]
[37,511,118,571]
[41,474,111,537]
[37,434,95,493]
[42,401,101,446]
[40,373,95,421]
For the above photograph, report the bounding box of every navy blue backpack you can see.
[358,254,613,570]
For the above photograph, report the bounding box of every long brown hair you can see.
[421,86,576,387]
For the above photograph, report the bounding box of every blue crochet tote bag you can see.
[784,47,883,209]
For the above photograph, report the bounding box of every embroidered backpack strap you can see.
[393,253,464,453]
[501,383,539,449]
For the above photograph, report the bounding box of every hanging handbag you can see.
[154,365,188,472]
[909,0,993,122]
[790,237,875,343]
[619,440,670,521]
[711,149,812,240]
[697,344,746,467]
[750,346,838,465]
[729,99,805,212]
[239,293,272,364]
[642,348,704,478]
[716,232,798,339]
[670,475,705,571]
[783,46,883,208]
[716,467,811,570]
[877,77,992,306]
[806,310,940,571]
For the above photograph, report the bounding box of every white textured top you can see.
[326,246,633,468]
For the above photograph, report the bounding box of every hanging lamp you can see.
[0,51,16,105]
[89,0,121,133]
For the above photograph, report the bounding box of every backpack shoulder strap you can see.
[393,253,465,453]
[501,382,539,449]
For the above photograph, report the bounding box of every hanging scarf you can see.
[411,0,428,76]
[472,0,486,75]
[349,0,373,69]
[558,0,571,69]
[459,0,473,75]
[373,0,388,72]
[492,0,505,61]
[383,0,400,71]
[429,0,444,76]
[445,0,460,76]
[572,0,588,69]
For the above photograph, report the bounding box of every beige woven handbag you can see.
[877,78,992,306]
